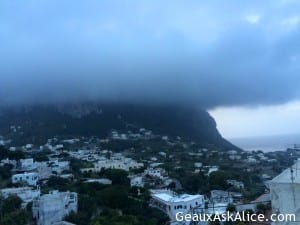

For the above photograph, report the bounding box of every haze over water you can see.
[229,133,300,152]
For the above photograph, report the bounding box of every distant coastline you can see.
[229,133,300,152]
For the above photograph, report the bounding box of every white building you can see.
[0,158,17,167]
[53,222,76,225]
[51,160,70,174]
[150,189,205,225]
[130,176,144,187]
[229,154,242,161]
[270,159,300,225]
[210,190,234,205]
[32,191,78,225]
[247,157,258,164]
[25,144,34,150]
[20,158,37,171]
[84,178,112,185]
[194,162,203,168]
[12,172,39,186]
[0,187,40,204]
[159,152,167,157]
[209,190,243,209]
[207,166,219,175]
[37,160,70,179]
[9,146,17,151]
[227,179,245,189]
[81,154,144,173]
[145,168,167,179]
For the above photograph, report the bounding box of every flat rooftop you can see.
[271,159,300,184]
[153,192,202,203]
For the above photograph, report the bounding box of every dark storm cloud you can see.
[1,0,300,108]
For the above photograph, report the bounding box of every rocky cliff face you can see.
[0,103,238,149]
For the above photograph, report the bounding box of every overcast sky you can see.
[1,0,300,138]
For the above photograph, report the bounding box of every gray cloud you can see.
[1,0,300,108]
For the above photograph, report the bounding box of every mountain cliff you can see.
[0,103,238,150]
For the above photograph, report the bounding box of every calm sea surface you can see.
[229,134,300,152]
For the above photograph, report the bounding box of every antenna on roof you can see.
[296,159,298,177]
[290,167,295,183]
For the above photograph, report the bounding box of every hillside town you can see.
[0,127,299,225]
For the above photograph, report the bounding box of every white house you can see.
[210,190,242,204]
[0,187,40,204]
[9,146,17,151]
[32,190,78,225]
[159,152,167,157]
[194,162,203,168]
[25,144,34,150]
[150,189,205,225]
[81,154,144,173]
[84,178,112,185]
[145,168,167,179]
[130,176,144,187]
[37,160,70,179]
[20,158,37,171]
[12,172,39,186]
[50,160,70,174]
[53,222,76,225]
[0,158,17,167]
[270,159,300,225]
[247,157,258,164]
[227,179,245,189]
[207,166,219,175]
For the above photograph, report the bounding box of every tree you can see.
[8,150,25,160]
[256,203,267,213]
[0,195,30,225]
[98,186,129,209]
[32,153,49,162]
[0,164,13,180]
[91,209,139,225]
[46,176,70,190]
[227,204,236,213]
[1,195,22,215]
[181,173,208,193]
[102,169,129,186]
[209,171,230,190]
[1,209,29,225]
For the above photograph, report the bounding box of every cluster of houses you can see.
[150,188,243,225]
[0,155,76,225]
[80,152,144,172]
[129,167,172,188]
[0,135,11,146]
[0,129,298,225]
[150,159,300,225]
[110,128,155,140]
[9,158,70,186]
[0,138,79,225]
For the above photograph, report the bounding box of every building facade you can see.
[12,172,39,186]
[32,191,78,225]
[150,189,205,225]
[0,187,40,204]
[270,159,300,225]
